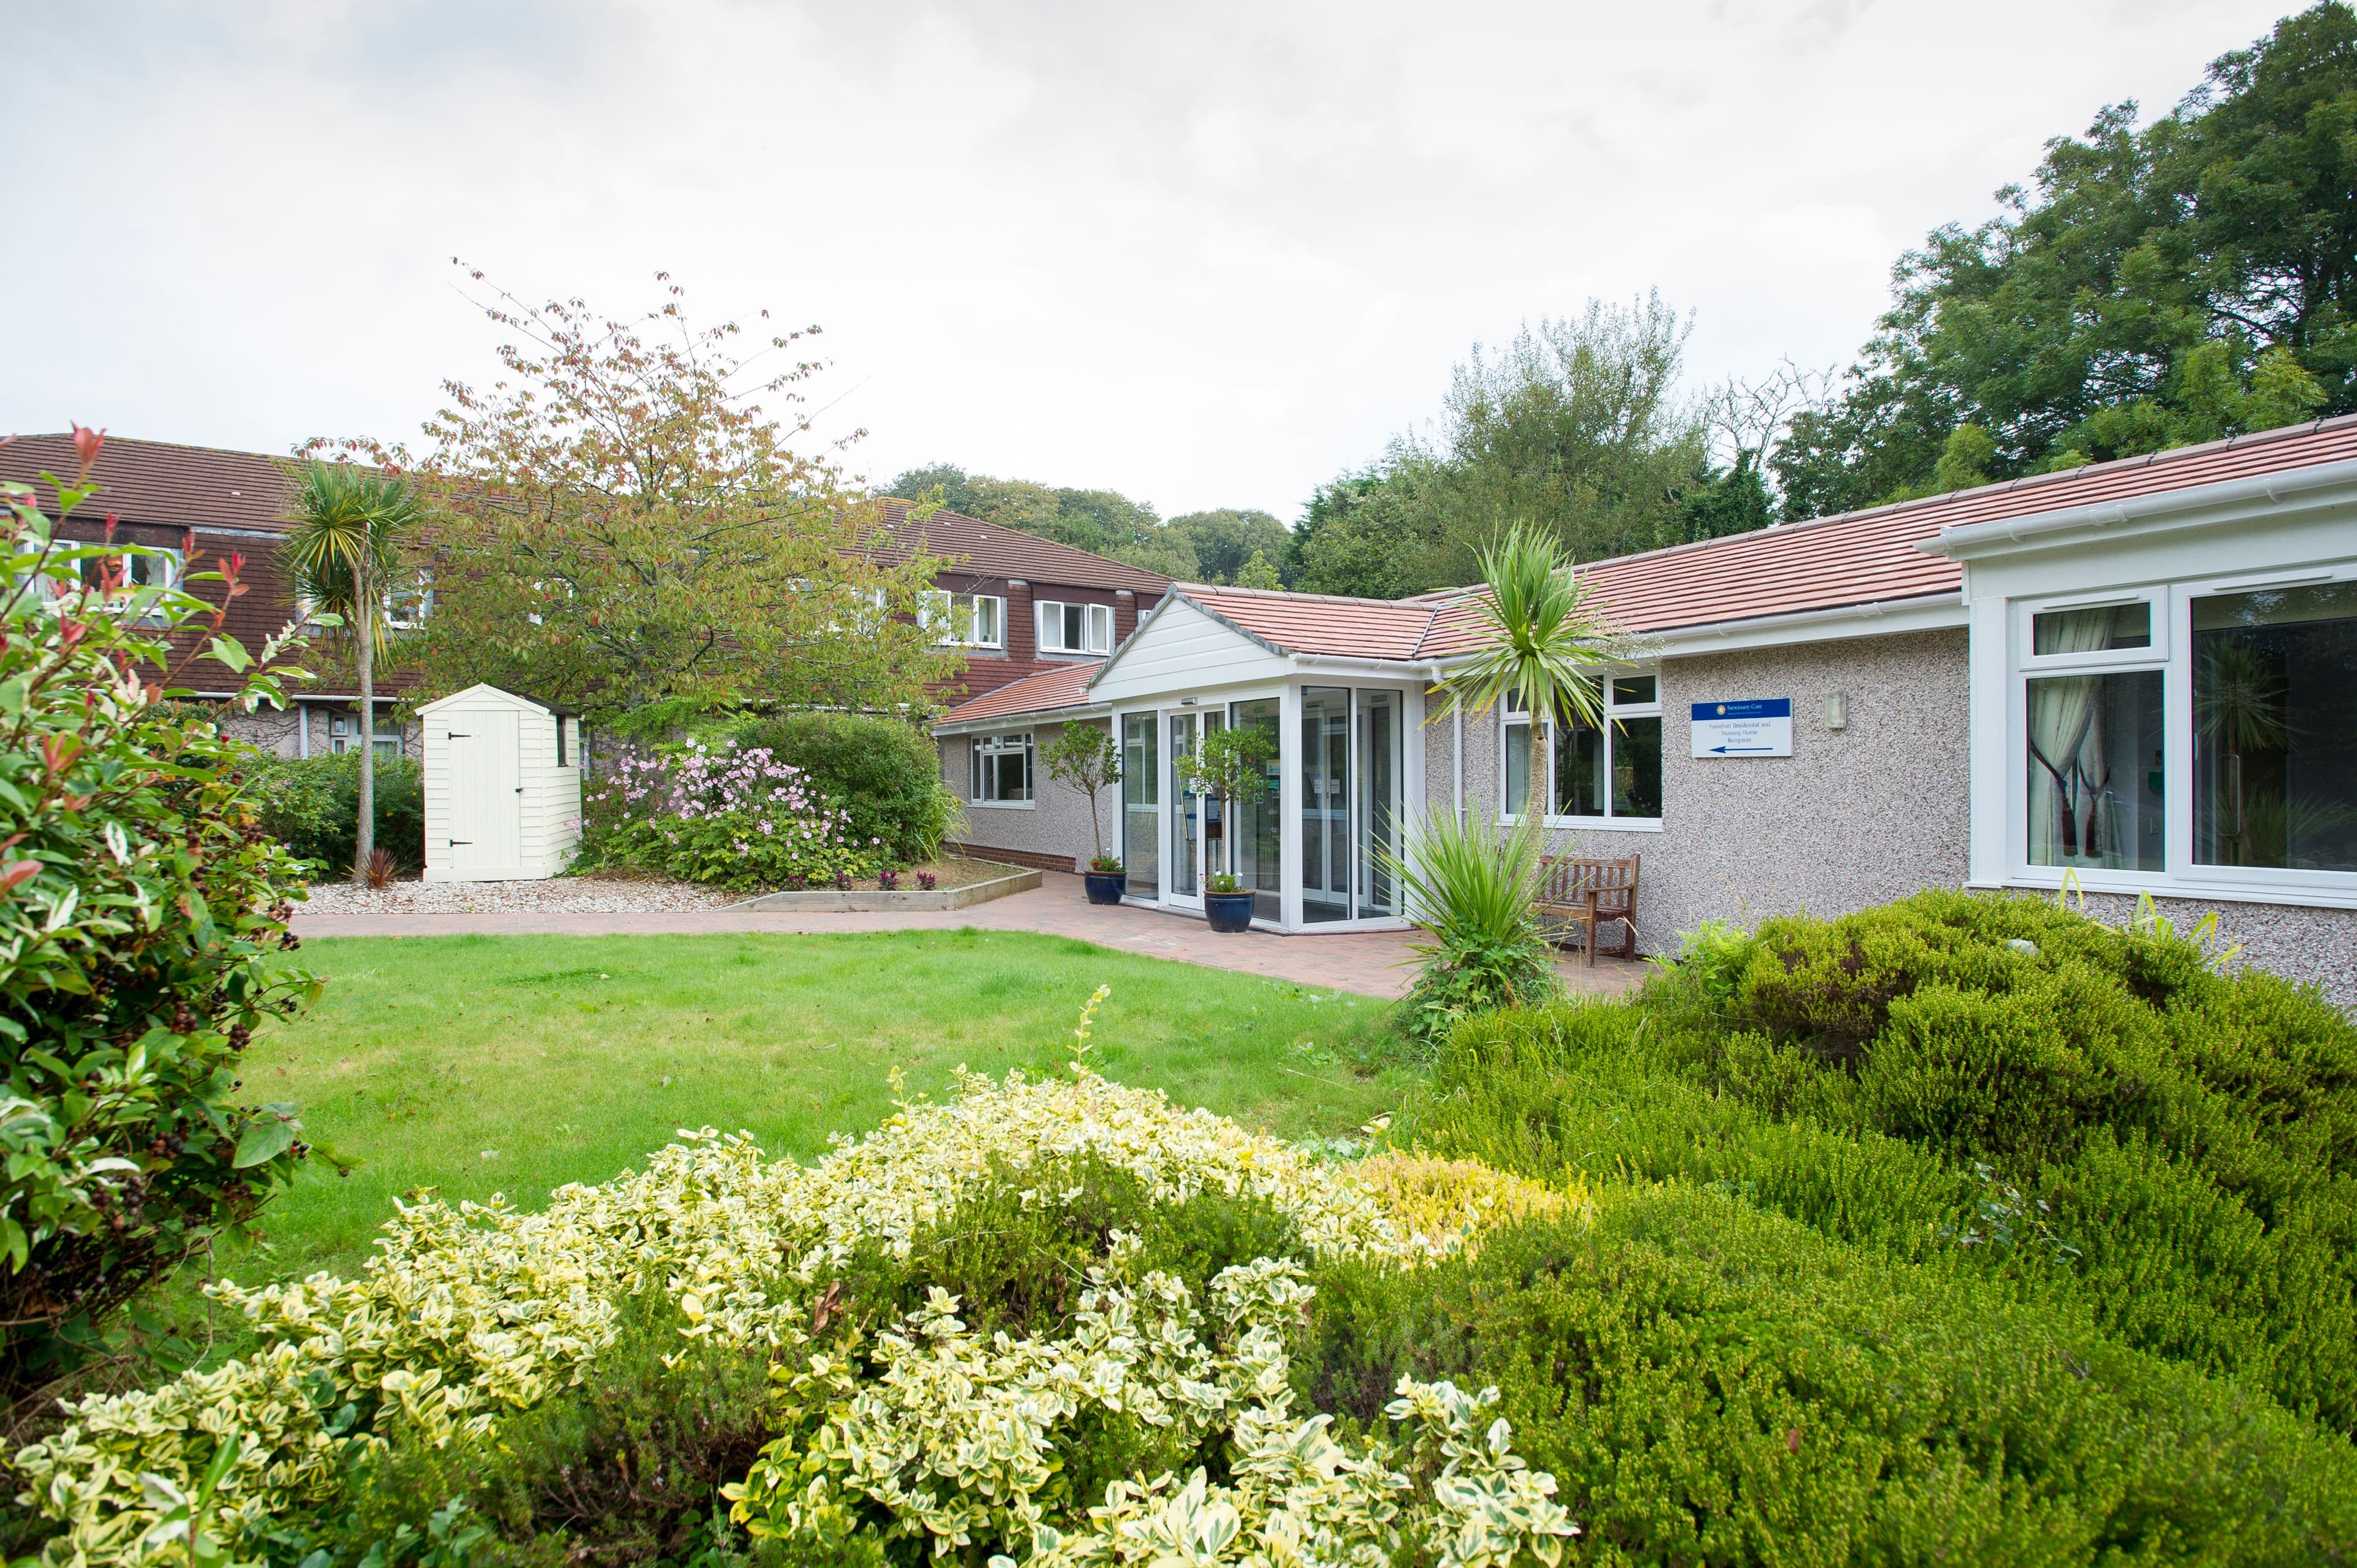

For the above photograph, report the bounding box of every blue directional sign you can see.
[1690,698,1792,758]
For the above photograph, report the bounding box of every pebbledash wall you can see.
[1445,627,2356,1008]
[940,719,1116,874]
[1447,628,1972,945]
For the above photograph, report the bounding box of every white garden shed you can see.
[420,684,583,882]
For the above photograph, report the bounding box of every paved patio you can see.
[290,871,1647,1002]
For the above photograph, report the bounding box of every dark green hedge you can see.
[1299,1192,2357,1566]
[735,713,956,863]
[1402,890,2357,1442]
[241,749,425,879]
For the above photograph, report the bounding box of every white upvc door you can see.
[1166,711,1204,910]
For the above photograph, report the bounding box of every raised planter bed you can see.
[727,861,1042,913]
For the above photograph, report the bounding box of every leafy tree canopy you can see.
[1287,295,1759,598]
[1775,1,2354,517]
[318,266,959,733]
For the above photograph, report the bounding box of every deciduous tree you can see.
[317,266,958,731]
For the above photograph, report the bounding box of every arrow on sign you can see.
[1710,745,1776,754]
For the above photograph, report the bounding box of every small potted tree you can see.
[1039,722,1128,904]
[1177,724,1276,933]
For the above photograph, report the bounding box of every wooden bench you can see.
[1535,853,1640,965]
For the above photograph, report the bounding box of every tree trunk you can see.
[1528,716,1549,830]
[354,568,375,886]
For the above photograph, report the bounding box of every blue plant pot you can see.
[1204,890,1256,933]
[1083,871,1126,905]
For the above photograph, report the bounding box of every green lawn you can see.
[236,929,1411,1282]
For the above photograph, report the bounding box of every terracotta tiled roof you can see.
[1,433,297,532]
[940,661,1104,724]
[875,498,1172,594]
[1419,412,2357,654]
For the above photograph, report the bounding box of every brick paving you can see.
[290,871,1647,1002]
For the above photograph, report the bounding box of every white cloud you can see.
[0,0,2297,517]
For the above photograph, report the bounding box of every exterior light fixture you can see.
[1825,691,1849,731]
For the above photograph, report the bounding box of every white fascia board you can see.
[1915,458,2357,563]
[1289,654,1442,682]
[932,702,1109,737]
[1612,593,1966,660]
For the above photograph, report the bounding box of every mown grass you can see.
[234,928,1407,1282]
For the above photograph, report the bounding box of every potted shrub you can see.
[1177,725,1277,933]
[1040,722,1128,904]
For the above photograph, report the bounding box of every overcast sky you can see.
[2,0,2297,520]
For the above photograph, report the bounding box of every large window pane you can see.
[1358,690,1400,916]
[1121,713,1158,898]
[1554,719,1604,817]
[1231,698,1282,920]
[1302,687,1351,922]
[2026,670,2164,870]
[2193,584,2357,871]
[1503,719,1531,818]
[1613,717,1663,817]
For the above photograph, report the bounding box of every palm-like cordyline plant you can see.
[1442,524,1616,818]
[285,463,422,884]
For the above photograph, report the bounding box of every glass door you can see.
[1169,713,1201,905]
[1301,687,1352,922]
[1358,690,1401,916]
[1167,708,1230,909]
[1121,713,1159,900]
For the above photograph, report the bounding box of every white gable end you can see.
[1090,597,1290,703]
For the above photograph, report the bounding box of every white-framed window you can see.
[79,545,182,622]
[922,590,1006,648]
[385,571,434,631]
[329,709,406,760]
[2010,570,2357,892]
[1501,673,1664,826]
[1037,599,1113,655]
[970,731,1034,805]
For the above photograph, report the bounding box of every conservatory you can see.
[935,586,1441,932]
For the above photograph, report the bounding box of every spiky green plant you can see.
[285,463,423,884]
[1441,524,1616,817]
[1382,808,1560,1046]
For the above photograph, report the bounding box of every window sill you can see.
[1500,814,1665,834]
[1999,868,2357,912]
[967,798,1036,810]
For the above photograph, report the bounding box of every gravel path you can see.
[295,875,734,916]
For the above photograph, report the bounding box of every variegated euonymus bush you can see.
[729,1248,1576,1568]
[12,995,1584,1568]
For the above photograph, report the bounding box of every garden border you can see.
[726,862,1043,913]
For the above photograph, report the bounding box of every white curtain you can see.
[2026,609,2115,864]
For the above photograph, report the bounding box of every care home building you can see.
[936,416,2357,1008]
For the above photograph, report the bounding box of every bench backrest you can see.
[1538,853,1639,904]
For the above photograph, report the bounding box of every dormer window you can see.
[1037,600,1113,655]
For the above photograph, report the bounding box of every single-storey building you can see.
[935,416,2357,1007]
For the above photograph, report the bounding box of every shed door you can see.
[446,708,521,873]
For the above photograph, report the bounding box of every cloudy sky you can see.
[3,0,2296,519]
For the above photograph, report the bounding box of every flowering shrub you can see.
[582,739,884,891]
[12,1024,1580,1567]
